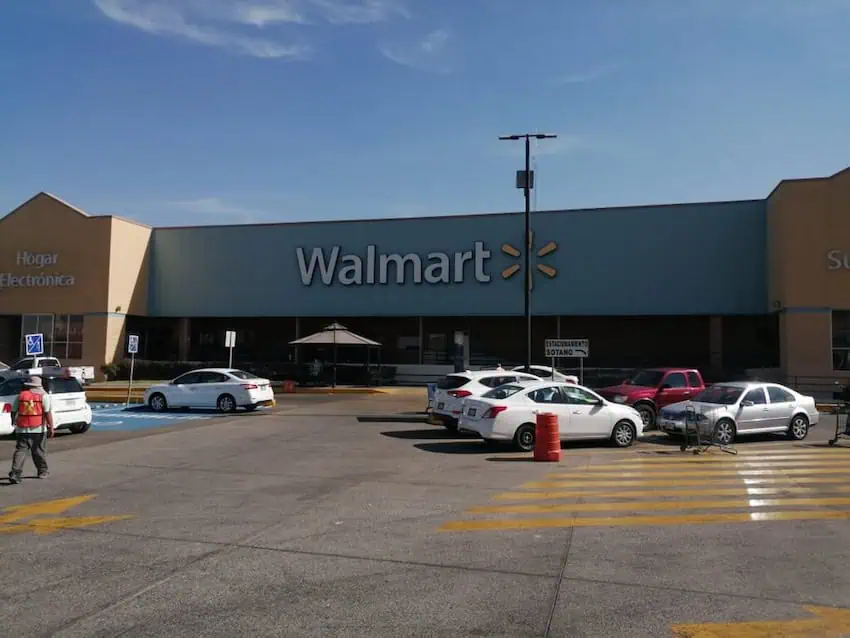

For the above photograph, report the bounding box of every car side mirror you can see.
[741,400,754,407]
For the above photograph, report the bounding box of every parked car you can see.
[511,365,579,383]
[597,367,706,429]
[0,373,92,436]
[657,381,819,445]
[458,380,645,451]
[431,369,541,430]
[144,368,275,413]
[0,356,95,385]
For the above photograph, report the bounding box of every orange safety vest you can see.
[16,390,45,429]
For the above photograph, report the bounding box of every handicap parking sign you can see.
[25,333,44,356]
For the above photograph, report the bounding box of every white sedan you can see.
[458,380,645,451]
[144,368,275,413]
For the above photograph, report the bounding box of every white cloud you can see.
[166,196,274,224]
[93,0,412,58]
[310,0,411,25]
[554,64,619,86]
[379,28,451,73]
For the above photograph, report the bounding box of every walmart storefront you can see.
[2,166,850,383]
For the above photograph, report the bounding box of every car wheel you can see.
[149,393,167,412]
[217,394,237,413]
[788,414,809,440]
[713,419,736,445]
[443,418,458,432]
[635,403,656,429]
[69,422,91,434]
[611,420,636,448]
[514,423,536,452]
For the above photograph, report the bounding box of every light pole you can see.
[499,133,558,372]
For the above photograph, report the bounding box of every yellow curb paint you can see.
[670,605,850,637]
[492,485,845,501]
[467,496,850,515]
[546,467,850,479]
[522,476,850,489]
[438,509,850,532]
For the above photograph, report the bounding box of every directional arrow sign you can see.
[544,339,589,358]
[671,605,850,637]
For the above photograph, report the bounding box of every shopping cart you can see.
[679,404,737,455]
[828,385,850,446]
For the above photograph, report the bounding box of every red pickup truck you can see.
[597,368,706,429]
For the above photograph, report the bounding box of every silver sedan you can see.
[657,381,819,445]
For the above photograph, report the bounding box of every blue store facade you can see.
[1,181,793,382]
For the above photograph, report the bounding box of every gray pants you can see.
[10,432,48,477]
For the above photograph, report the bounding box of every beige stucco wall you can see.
[0,193,151,375]
[0,193,112,315]
[767,168,850,378]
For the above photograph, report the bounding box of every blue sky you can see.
[2,0,849,227]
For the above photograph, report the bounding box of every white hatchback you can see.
[0,374,92,436]
[144,368,276,413]
[431,369,542,430]
[458,380,645,451]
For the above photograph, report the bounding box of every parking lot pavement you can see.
[2,401,850,637]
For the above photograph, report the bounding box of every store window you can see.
[832,311,850,370]
[20,314,84,360]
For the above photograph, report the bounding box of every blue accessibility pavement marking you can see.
[90,403,220,432]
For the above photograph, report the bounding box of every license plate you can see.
[437,402,444,409]
[468,408,476,417]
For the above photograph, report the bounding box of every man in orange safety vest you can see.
[8,376,53,484]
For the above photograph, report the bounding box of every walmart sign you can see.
[297,243,493,286]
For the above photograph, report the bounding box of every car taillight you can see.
[448,390,472,398]
[484,406,508,418]
[241,384,258,390]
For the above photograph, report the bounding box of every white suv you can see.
[431,369,541,430]
[0,374,92,436]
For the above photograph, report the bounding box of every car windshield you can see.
[228,370,259,380]
[625,370,665,387]
[693,385,744,405]
[437,375,469,390]
[482,384,524,400]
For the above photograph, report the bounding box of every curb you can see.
[85,387,387,402]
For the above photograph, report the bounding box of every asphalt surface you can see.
[1,396,849,637]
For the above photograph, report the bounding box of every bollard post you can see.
[534,412,561,462]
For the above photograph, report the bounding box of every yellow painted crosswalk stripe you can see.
[440,443,850,532]
[438,509,850,532]
[467,496,850,515]
[492,485,850,501]
[547,467,850,479]
[587,457,850,469]
[523,475,850,489]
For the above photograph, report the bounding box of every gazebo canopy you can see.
[289,323,381,347]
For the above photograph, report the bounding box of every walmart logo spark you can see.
[500,231,558,288]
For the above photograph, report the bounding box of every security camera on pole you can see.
[498,132,558,372]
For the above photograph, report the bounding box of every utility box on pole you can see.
[516,169,535,190]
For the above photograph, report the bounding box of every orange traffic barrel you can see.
[534,412,561,462]
[281,380,296,393]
